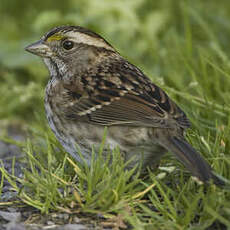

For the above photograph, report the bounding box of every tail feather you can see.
[164,136,225,186]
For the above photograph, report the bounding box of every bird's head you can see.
[25,26,115,77]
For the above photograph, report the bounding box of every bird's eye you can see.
[62,40,74,50]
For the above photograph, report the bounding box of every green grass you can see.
[1,129,230,229]
[1,0,230,229]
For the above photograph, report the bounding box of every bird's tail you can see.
[163,136,226,187]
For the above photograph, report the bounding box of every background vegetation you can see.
[1,0,230,229]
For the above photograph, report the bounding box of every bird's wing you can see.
[62,61,190,128]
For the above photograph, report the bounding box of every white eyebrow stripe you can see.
[66,31,115,51]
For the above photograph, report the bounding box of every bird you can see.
[25,25,225,186]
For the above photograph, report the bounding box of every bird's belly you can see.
[45,102,165,168]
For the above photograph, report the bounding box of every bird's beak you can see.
[25,39,53,57]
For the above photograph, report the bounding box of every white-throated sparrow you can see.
[25,25,224,186]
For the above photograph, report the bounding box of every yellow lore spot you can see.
[47,34,65,42]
